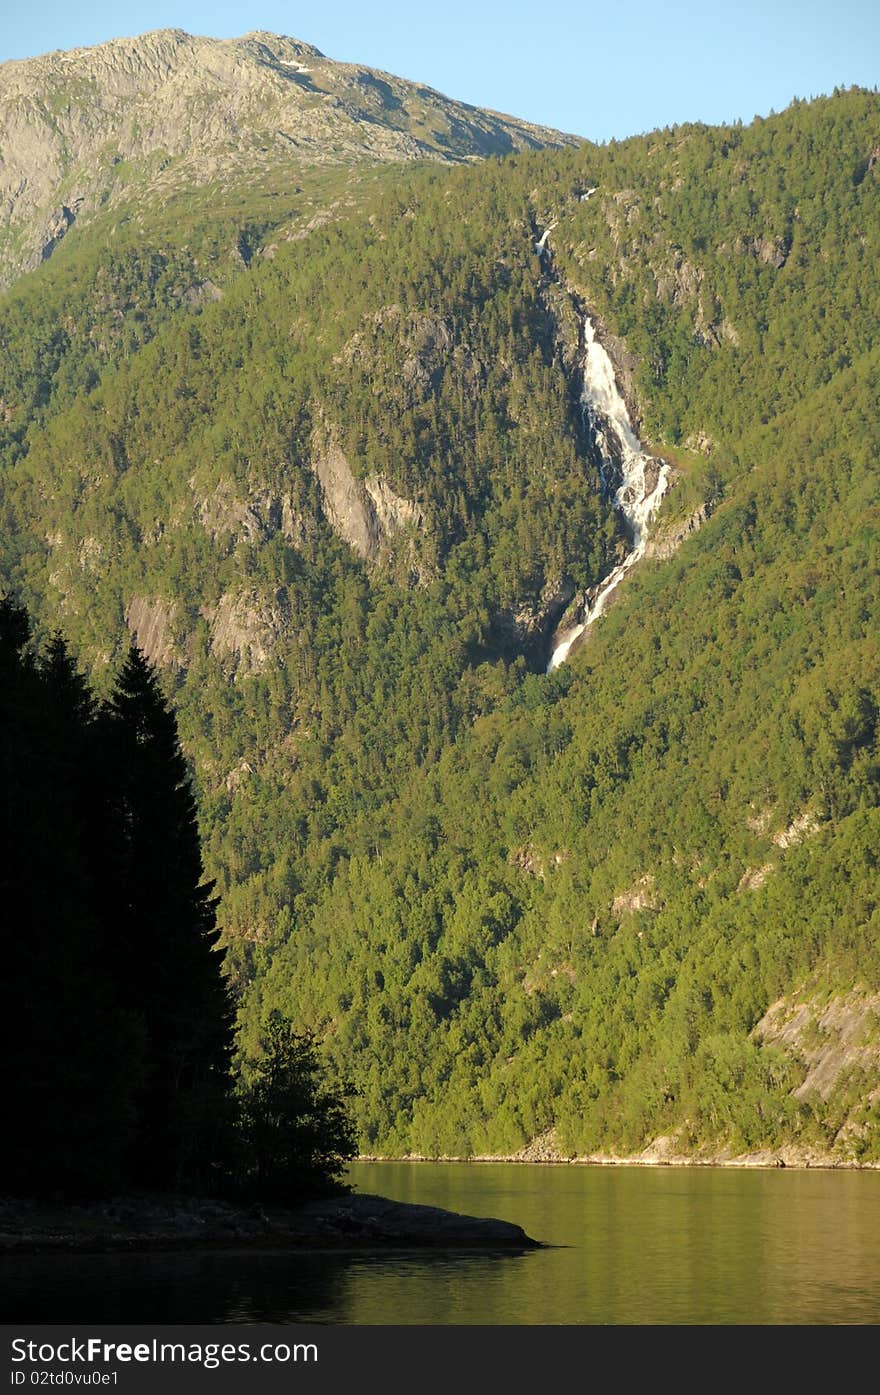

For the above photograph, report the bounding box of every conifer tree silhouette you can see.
[2,607,135,1192]
[2,612,350,1199]
[105,645,234,1189]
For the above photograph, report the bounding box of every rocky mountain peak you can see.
[0,28,575,290]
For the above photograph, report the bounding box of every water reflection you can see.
[3,1165,880,1324]
[0,1245,529,1325]
[347,1163,880,1324]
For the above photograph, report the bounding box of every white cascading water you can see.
[547,315,671,671]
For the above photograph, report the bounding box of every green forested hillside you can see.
[1,84,878,1162]
[245,349,879,1158]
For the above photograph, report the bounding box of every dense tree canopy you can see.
[0,89,878,1162]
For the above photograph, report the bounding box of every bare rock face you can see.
[509,845,547,878]
[753,986,880,1145]
[192,446,423,572]
[194,480,308,549]
[654,251,703,306]
[388,311,454,405]
[203,588,289,674]
[639,1132,686,1163]
[594,320,644,431]
[737,862,774,891]
[0,29,574,289]
[338,307,457,408]
[739,233,789,271]
[611,874,657,916]
[196,483,267,547]
[513,1128,570,1162]
[644,504,708,561]
[126,595,180,668]
[693,312,740,350]
[492,575,576,663]
[311,439,423,561]
[364,474,423,536]
[40,202,81,262]
[312,444,378,558]
[771,810,820,849]
[684,432,715,456]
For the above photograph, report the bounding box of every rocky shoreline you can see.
[0,1192,541,1255]
[358,1137,880,1171]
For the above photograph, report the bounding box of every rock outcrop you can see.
[300,1193,539,1247]
[736,862,774,891]
[753,986,880,1106]
[743,233,790,270]
[203,588,289,674]
[126,595,180,669]
[644,503,709,561]
[492,576,576,663]
[0,1191,540,1253]
[311,440,423,562]
[611,874,657,916]
[194,480,308,549]
[771,809,820,849]
[339,306,456,408]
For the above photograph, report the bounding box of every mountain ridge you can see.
[0,28,576,290]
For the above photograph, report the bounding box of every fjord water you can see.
[344,1163,880,1324]
[4,1163,880,1324]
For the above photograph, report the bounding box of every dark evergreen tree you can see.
[1,605,137,1194]
[104,645,235,1190]
[2,609,354,1198]
[0,598,42,1191]
[236,1013,358,1199]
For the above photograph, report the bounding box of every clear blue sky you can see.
[2,1,877,141]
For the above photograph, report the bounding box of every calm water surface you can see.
[4,1163,880,1324]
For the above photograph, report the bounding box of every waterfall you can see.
[547,315,671,671]
[534,221,557,255]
